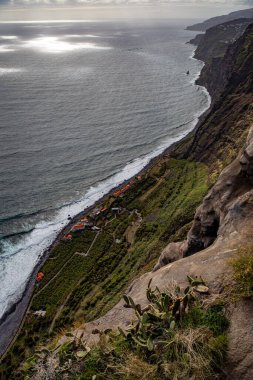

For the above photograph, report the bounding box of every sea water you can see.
[0,19,210,319]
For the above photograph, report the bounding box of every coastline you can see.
[0,42,211,359]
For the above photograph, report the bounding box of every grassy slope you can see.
[22,279,230,380]
[1,158,208,378]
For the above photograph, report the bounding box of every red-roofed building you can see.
[63,234,73,242]
[71,224,86,231]
[36,272,44,282]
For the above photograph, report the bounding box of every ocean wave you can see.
[1,228,35,240]
[0,208,49,224]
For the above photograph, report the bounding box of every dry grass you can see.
[114,353,157,380]
[229,244,253,300]
[160,328,214,380]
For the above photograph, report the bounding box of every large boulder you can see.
[226,300,253,380]
[153,240,187,271]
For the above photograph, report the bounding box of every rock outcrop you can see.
[191,19,253,101]
[153,240,187,271]
[155,124,253,270]
[181,23,253,170]
[226,300,253,380]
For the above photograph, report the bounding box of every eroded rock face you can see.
[154,125,253,271]
[244,139,253,183]
[184,23,253,168]
[226,300,253,380]
[153,241,187,271]
[193,19,253,101]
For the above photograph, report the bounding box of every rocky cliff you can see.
[2,15,253,380]
[186,7,253,31]
[71,21,253,379]
[190,18,253,101]
[174,23,253,175]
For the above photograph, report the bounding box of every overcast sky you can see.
[0,0,252,22]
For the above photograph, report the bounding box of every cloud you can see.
[3,0,253,5]
[0,0,250,22]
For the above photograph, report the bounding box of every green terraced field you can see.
[1,158,208,378]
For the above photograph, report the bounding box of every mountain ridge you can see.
[187,7,253,31]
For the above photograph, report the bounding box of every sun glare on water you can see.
[22,36,110,53]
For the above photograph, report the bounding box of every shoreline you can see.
[0,41,211,359]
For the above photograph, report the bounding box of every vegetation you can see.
[230,244,253,300]
[0,158,208,379]
[2,23,253,379]
[20,277,229,380]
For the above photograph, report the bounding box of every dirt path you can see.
[139,177,165,202]
[35,232,100,297]
[125,211,142,245]
[47,231,100,333]
[49,292,72,334]
[75,231,100,257]
[34,253,77,299]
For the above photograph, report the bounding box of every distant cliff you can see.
[190,18,253,101]
[187,7,253,31]
[184,22,253,169]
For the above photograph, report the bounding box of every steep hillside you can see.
[54,20,253,380]
[1,16,253,380]
[187,7,253,31]
[21,119,253,379]
[66,23,253,379]
[187,23,253,166]
[174,23,253,176]
[190,18,253,100]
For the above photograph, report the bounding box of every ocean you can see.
[0,19,210,319]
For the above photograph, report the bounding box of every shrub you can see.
[230,245,253,300]
[20,277,229,380]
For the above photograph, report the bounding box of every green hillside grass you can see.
[1,158,208,379]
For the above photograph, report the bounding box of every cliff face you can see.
[186,7,253,31]
[155,24,253,378]
[183,23,253,172]
[191,18,253,100]
[156,124,253,269]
